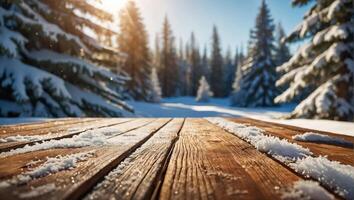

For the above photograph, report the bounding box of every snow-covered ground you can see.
[128,97,354,136]
[0,97,353,136]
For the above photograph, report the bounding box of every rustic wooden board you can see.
[0,118,94,135]
[229,118,354,166]
[0,118,171,200]
[0,117,349,200]
[0,118,133,152]
[84,118,184,200]
[0,118,155,179]
[158,118,304,200]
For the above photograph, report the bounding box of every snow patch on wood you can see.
[282,180,334,200]
[208,117,354,199]
[293,132,353,147]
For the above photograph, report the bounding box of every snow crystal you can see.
[293,132,353,147]
[18,183,56,198]
[0,151,94,187]
[206,118,312,159]
[282,180,334,200]
[0,134,54,143]
[0,124,123,158]
[290,156,354,199]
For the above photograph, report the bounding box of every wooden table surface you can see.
[0,118,353,200]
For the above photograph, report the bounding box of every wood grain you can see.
[0,118,171,200]
[84,118,184,200]
[158,118,303,200]
[229,118,354,166]
[0,118,133,152]
[0,118,93,135]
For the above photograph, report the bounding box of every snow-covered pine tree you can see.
[159,16,179,97]
[117,0,151,101]
[274,23,291,66]
[230,47,245,105]
[196,76,213,102]
[0,0,132,117]
[189,32,203,96]
[231,0,277,107]
[210,25,224,97]
[224,47,235,96]
[147,67,162,103]
[275,0,354,121]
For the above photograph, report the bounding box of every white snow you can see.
[0,57,71,102]
[290,156,354,199]
[293,132,353,147]
[282,180,334,200]
[18,183,56,198]
[0,134,54,143]
[0,124,125,158]
[127,97,354,136]
[209,117,354,199]
[196,76,213,102]
[207,117,312,159]
[0,151,94,187]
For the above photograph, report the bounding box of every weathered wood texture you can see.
[0,118,351,200]
[229,118,354,166]
[159,119,303,200]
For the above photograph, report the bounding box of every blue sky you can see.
[102,0,310,54]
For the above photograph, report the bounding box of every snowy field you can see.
[0,97,353,136]
[128,97,354,136]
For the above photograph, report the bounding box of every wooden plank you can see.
[231,118,354,143]
[0,118,154,179]
[84,118,184,200]
[0,118,171,200]
[229,118,354,166]
[0,118,133,152]
[0,118,94,135]
[158,118,304,200]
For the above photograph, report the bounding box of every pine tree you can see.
[275,0,354,121]
[231,48,245,105]
[117,0,151,101]
[210,25,224,97]
[153,33,161,71]
[184,41,193,96]
[189,32,203,96]
[231,0,277,107]
[224,47,235,96]
[160,16,179,97]
[274,23,291,66]
[176,38,188,96]
[196,76,213,102]
[147,68,162,103]
[0,0,132,117]
[201,46,210,80]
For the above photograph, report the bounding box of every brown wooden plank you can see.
[84,118,184,200]
[158,118,304,200]
[0,118,155,179]
[228,118,354,166]
[0,118,171,200]
[0,118,133,152]
[0,118,95,135]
